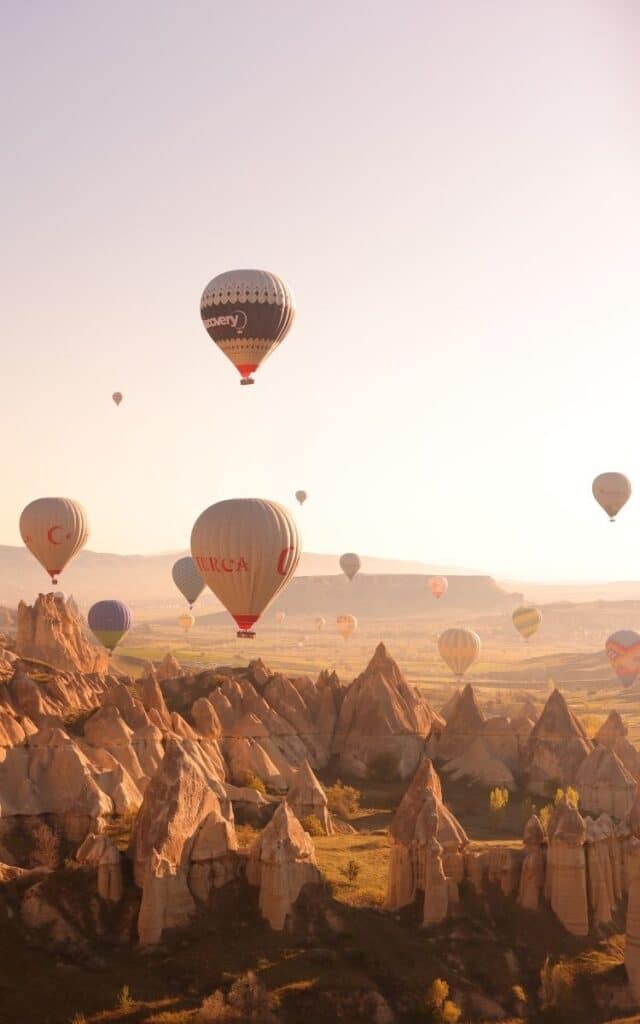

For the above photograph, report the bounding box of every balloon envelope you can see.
[178,612,195,632]
[276,611,286,625]
[88,600,132,652]
[606,630,640,682]
[20,498,89,584]
[200,269,295,384]
[112,392,123,406]
[340,553,361,581]
[592,473,631,520]
[172,556,206,608]
[315,615,326,631]
[512,605,542,640]
[438,628,481,679]
[191,498,301,637]
[337,614,357,640]
[428,576,448,600]
[295,490,307,505]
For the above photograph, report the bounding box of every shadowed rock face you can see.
[525,689,593,795]
[16,594,108,674]
[595,710,640,780]
[576,745,636,820]
[287,760,334,835]
[435,683,486,761]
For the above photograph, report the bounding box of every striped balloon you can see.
[512,605,542,641]
[172,556,205,608]
[88,600,133,652]
[438,628,481,680]
[200,269,295,385]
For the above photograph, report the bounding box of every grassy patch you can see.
[315,833,389,907]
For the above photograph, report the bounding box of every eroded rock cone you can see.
[547,799,589,936]
[518,815,545,910]
[576,745,636,820]
[287,760,334,835]
[331,642,439,780]
[16,594,108,674]
[156,652,182,681]
[246,801,321,931]
[435,683,485,761]
[525,689,592,796]
[595,710,640,780]
[76,833,123,902]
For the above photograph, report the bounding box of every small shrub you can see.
[441,1002,461,1024]
[539,802,554,833]
[326,780,360,818]
[117,985,133,1010]
[239,771,267,797]
[367,751,400,782]
[196,990,226,1022]
[31,822,61,868]
[300,814,325,837]
[425,978,449,1009]
[196,971,277,1022]
[69,1015,87,1024]
[489,787,509,815]
[512,983,527,1004]
[339,859,360,884]
[582,714,603,739]
[235,824,259,849]
[554,786,579,809]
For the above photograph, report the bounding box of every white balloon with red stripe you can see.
[190,498,301,638]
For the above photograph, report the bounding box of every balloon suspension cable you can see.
[237,630,256,639]
[240,378,255,386]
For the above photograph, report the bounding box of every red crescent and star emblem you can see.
[47,525,64,545]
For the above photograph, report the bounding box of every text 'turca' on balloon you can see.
[592,472,631,521]
[88,600,132,653]
[19,498,89,585]
[191,498,301,638]
[200,269,295,386]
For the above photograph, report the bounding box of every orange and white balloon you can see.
[438,627,481,681]
[428,576,448,600]
[337,614,357,640]
[20,498,89,585]
[191,498,301,637]
[178,612,195,633]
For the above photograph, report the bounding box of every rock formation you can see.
[547,798,589,936]
[595,710,640,780]
[625,836,640,1000]
[576,745,636,820]
[16,594,108,674]
[584,815,617,926]
[518,815,545,910]
[435,683,485,761]
[525,689,593,795]
[246,801,321,930]
[286,759,334,835]
[156,652,182,681]
[76,833,123,902]
[331,643,438,779]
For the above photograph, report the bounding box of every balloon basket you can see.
[237,630,256,639]
[240,378,255,386]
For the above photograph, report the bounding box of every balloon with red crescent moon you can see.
[605,630,640,684]
[20,498,89,585]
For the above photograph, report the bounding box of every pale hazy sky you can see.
[2,2,639,580]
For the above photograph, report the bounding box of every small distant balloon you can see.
[295,490,307,506]
[592,473,631,521]
[200,269,295,385]
[605,630,640,684]
[88,600,132,653]
[337,614,357,640]
[178,611,195,633]
[340,553,361,581]
[276,611,286,625]
[428,576,448,600]
[438,627,480,681]
[512,605,542,641]
[172,556,206,609]
[112,392,123,407]
[315,615,326,632]
[19,497,89,585]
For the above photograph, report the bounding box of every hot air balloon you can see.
[178,611,195,633]
[20,498,89,585]
[315,615,326,632]
[592,473,632,521]
[512,605,542,641]
[337,614,357,640]
[428,576,448,600]
[340,553,361,581]
[88,600,132,653]
[172,556,205,609]
[438,627,481,681]
[191,498,301,637]
[112,392,123,407]
[200,269,295,385]
[605,630,640,683]
[295,490,307,506]
[276,611,286,625]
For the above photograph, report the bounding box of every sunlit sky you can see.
[2,2,639,581]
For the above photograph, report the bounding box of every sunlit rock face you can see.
[16,594,108,674]
[525,689,593,795]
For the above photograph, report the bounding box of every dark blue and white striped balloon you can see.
[88,600,133,652]
[172,556,205,608]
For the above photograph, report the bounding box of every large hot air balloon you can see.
[438,627,481,681]
[315,615,326,632]
[592,473,632,521]
[178,611,195,633]
[605,630,640,683]
[512,605,542,641]
[428,576,448,600]
[191,498,301,637]
[200,269,295,385]
[112,392,123,407]
[88,600,132,653]
[172,556,205,609]
[20,498,89,585]
[295,490,307,506]
[337,614,357,640]
[340,553,361,581]
[276,611,286,625]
